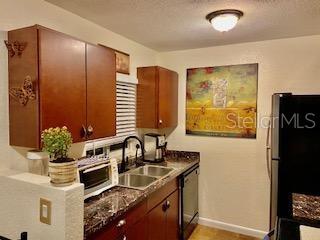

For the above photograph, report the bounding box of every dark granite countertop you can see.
[292,193,320,222]
[84,150,200,239]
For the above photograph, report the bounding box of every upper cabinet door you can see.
[8,26,40,148]
[137,66,178,129]
[158,67,178,128]
[137,67,158,128]
[86,44,116,140]
[38,28,87,143]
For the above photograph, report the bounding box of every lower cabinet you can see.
[147,199,166,240]
[124,217,148,240]
[92,217,148,240]
[88,200,148,240]
[147,190,179,240]
[165,190,180,240]
[88,179,179,240]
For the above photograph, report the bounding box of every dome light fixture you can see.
[206,9,243,32]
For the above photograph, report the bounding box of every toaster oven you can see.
[77,158,118,200]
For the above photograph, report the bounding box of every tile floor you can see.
[189,225,260,240]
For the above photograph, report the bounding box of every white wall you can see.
[0,172,83,240]
[0,0,157,171]
[157,35,320,233]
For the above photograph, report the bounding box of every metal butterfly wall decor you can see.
[4,40,27,57]
[9,76,36,106]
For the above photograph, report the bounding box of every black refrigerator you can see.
[269,93,320,232]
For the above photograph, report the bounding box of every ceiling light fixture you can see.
[206,9,243,32]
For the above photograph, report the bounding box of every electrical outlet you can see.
[40,198,51,225]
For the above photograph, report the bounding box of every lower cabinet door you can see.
[166,190,179,240]
[124,217,148,240]
[147,200,167,240]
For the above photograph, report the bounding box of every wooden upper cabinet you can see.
[8,26,39,148]
[86,44,116,140]
[39,28,87,143]
[158,67,178,129]
[8,25,116,148]
[137,66,178,129]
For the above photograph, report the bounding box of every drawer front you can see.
[147,178,178,211]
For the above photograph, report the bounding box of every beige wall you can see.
[157,35,320,232]
[0,171,83,239]
[0,0,157,171]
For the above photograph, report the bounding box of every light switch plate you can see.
[40,198,51,225]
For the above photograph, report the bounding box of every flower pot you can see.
[48,159,77,186]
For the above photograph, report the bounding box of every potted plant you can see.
[41,126,76,186]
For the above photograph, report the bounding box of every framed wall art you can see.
[186,63,258,138]
[98,44,130,74]
[115,50,130,75]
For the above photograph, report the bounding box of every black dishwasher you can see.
[179,164,199,240]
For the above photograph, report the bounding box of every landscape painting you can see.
[186,63,258,138]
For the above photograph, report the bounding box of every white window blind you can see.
[116,81,137,137]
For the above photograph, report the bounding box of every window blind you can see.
[116,82,137,137]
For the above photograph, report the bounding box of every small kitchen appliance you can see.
[77,157,118,200]
[144,133,167,163]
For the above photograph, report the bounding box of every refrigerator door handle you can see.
[271,94,281,160]
[266,118,272,180]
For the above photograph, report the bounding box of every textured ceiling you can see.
[45,0,320,51]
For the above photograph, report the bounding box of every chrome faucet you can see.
[120,136,145,173]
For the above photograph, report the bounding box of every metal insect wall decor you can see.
[9,76,36,106]
[4,40,27,57]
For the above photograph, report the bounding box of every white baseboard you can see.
[198,217,267,238]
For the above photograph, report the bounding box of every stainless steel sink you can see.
[130,165,174,177]
[118,173,158,190]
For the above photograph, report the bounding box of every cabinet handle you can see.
[117,219,126,228]
[87,125,94,137]
[159,119,163,124]
[162,202,167,212]
[166,200,170,210]
[162,200,171,212]
[122,235,127,240]
[81,125,87,139]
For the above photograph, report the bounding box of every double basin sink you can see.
[118,165,174,190]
